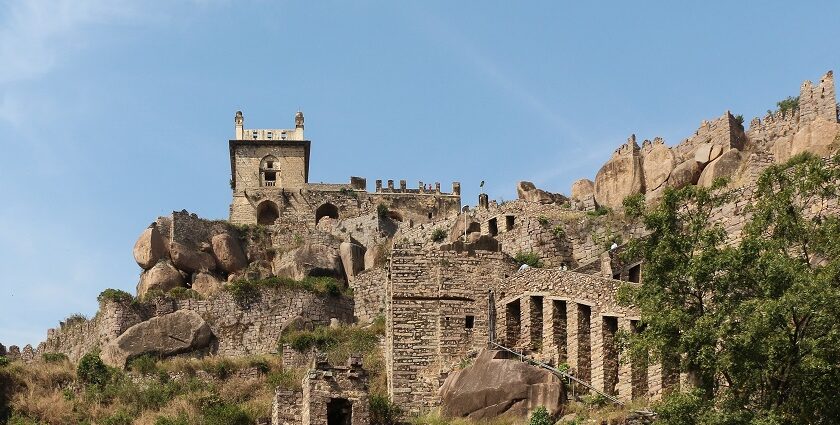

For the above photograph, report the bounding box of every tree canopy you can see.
[620,153,840,424]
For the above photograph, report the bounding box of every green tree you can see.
[528,406,552,425]
[621,153,840,424]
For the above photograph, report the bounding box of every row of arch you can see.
[256,201,341,225]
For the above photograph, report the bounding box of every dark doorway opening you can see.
[488,218,498,236]
[628,263,642,283]
[257,201,279,225]
[505,215,515,231]
[316,203,340,223]
[327,398,352,425]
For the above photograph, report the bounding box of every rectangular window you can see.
[488,218,498,236]
[629,263,642,283]
[465,315,475,329]
[505,215,515,231]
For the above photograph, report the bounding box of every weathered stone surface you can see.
[449,215,482,243]
[517,181,567,204]
[101,310,212,368]
[642,143,675,191]
[710,144,724,161]
[668,158,702,189]
[697,148,742,187]
[171,242,216,273]
[789,118,840,160]
[595,137,645,209]
[133,225,168,270]
[363,244,386,270]
[694,143,714,164]
[439,350,564,420]
[274,242,343,281]
[570,179,595,201]
[339,241,366,282]
[137,260,185,298]
[211,233,247,274]
[191,271,223,298]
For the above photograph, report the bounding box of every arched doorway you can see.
[315,203,339,224]
[257,201,280,225]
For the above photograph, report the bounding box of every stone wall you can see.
[349,267,387,323]
[385,244,518,413]
[37,287,353,362]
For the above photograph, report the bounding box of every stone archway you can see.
[257,201,280,225]
[315,203,339,223]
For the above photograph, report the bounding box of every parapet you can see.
[799,71,837,123]
[373,179,461,196]
[233,110,305,141]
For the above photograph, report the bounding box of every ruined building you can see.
[13,71,840,423]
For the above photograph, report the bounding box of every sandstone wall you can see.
[349,267,387,323]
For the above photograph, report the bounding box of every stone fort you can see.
[6,70,838,424]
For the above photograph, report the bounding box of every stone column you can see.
[617,319,633,402]
[590,312,604,392]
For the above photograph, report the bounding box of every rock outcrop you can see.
[697,148,742,187]
[133,225,168,270]
[101,310,212,368]
[171,242,217,273]
[595,135,645,209]
[274,242,343,281]
[439,350,564,420]
[641,139,675,192]
[211,233,247,274]
[339,241,366,282]
[517,181,568,205]
[191,271,224,298]
[136,260,185,298]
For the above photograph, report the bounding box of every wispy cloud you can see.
[0,0,142,84]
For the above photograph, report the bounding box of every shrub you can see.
[777,95,799,115]
[370,394,403,425]
[201,402,251,425]
[77,353,110,387]
[225,276,346,304]
[586,205,610,217]
[101,409,133,425]
[41,353,68,363]
[377,204,389,218]
[128,354,159,375]
[537,215,550,226]
[0,356,8,367]
[735,114,744,126]
[514,252,543,268]
[552,225,565,238]
[248,358,270,374]
[529,406,553,425]
[209,358,234,379]
[155,415,190,425]
[63,313,87,326]
[267,369,304,391]
[167,287,201,300]
[97,288,134,304]
[431,228,447,242]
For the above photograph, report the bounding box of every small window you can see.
[252,130,258,139]
[428,212,433,219]
[505,215,515,231]
[488,218,498,236]
[629,264,642,283]
[266,131,273,139]
[266,161,274,169]
[280,131,287,140]
[265,172,276,182]
[465,315,475,329]
[613,273,621,280]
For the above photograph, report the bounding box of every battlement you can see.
[373,179,461,196]
[234,110,305,141]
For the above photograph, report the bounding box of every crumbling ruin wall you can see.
[385,244,518,413]
[37,288,352,362]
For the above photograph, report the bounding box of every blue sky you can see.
[1,0,838,347]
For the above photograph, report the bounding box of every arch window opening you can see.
[316,203,340,224]
[260,155,279,187]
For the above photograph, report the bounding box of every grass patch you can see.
[514,252,543,268]
[225,276,347,305]
[431,228,447,242]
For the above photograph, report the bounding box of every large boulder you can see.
[517,181,567,204]
[274,242,343,281]
[440,350,564,420]
[693,143,723,166]
[101,310,212,368]
[789,118,840,160]
[570,179,595,201]
[171,242,216,273]
[642,143,675,191]
[668,158,702,189]
[137,260,185,298]
[133,225,168,270]
[339,241,366,282]
[697,148,742,187]
[211,233,247,274]
[595,137,645,209]
[191,271,224,298]
[364,243,386,270]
